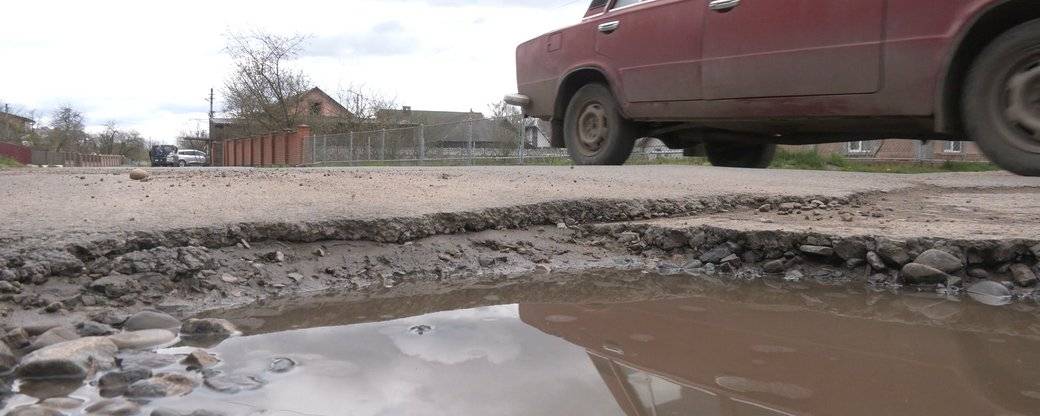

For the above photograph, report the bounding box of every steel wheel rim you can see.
[576,102,609,156]
[1000,51,1040,153]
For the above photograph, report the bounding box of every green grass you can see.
[0,156,23,168]
[768,149,1000,174]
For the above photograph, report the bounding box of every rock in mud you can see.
[126,373,196,398]
[17,337,118,380]
[123,311,180,331]
[914,249,963,274]
[1010,264,1038,287]
[799,245,834,258]
[0,341,16,373]
[84,398,141,416]
[76,321,118,337]
[6,405,65,416]
[0,281,20,294]
[203,373,265,394]
[38,397,84,410]
[269,357,295,373]
[180,318,237,337]
[833,239,868,261]
[109,329,177,350]
[91,310,130,327]
[182,350,219,370]
[129,169,150,181]
[900,263,949,285]
[616,231,640,244]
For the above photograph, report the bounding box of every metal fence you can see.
[305,115,686,166]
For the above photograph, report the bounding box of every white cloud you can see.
[0,0,586,143]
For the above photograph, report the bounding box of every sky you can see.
[0,0,587,143]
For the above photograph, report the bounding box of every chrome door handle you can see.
[598,21,620,33]
[709,0,740,11]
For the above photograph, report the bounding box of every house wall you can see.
[784,139,988,162]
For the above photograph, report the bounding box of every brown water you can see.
[7,273,1040,415]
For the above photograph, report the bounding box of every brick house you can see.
[786,139,988,162]
[0,107,34,143]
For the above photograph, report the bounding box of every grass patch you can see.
[0,156,23,168]
[769,149,1000,174]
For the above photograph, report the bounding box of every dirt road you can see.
[2,166,1038,249]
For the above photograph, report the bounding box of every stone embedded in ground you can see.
[967,268,992,280]
[180,318,237,337]
[762,260,785,274]
[900,263,950,285]
[123,311,180,331]
[865,251,886,271]
[91,310,130,327]
[699,246,733,264]
[76,321,118,337]
[265,251,286,263]
[99,368,153,395]
[220,273,240,284]
[269,357,296,373]
[6,405,65,416]
[914,249,963,274]
[16,337,118,380]
[116,350,180,370]
[38,397,84,410]
[878,241,911,266]
[204,373,266,394]
[0,280,20,293]
[84,398,141,416]
[109,329,177,350]
[29,326,81,351]
[151,409,227,416]
[4,327,31,350]
[799,245,834,257]
[0,341,16,373]
[89,275,139,298]
[1010,264,1038,287]
[128,169,150,181]
[125,373,197,398]
[784,270,804,282]
[682,259,703,270]
[833,240,868,261]
[616,231,640,244]
[287,273,304,282]
[183,350,220,370]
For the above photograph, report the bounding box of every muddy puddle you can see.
[5,271,1040,416]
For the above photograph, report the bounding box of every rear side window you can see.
[612,0,647,9]
[586,0,608,16]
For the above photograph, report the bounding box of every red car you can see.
[507,0,1040,176]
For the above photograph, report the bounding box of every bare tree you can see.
[223,30,311,132]
[334,84,398,129]
[48,106,86,152]
[176,123,210,150]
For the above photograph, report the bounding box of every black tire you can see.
[963,19,1040,176]
[563,83,637,165]
[705,143,776,169]
[178,160,187,167]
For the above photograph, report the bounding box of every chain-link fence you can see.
[304,115,686,166]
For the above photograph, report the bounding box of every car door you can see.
[592,0,705,103]
[701,0,885,100]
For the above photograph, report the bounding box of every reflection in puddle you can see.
[5,275,1040,415]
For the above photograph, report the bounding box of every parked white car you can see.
[168,149,208,167]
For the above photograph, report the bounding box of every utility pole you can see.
[208,88,215,120]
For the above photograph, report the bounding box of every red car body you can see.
[512,0,1040,151]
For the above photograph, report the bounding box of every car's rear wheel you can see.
[178,160,187,167]
[564,83,637,165]
[964,19,1040,176]
[705,142,776,169]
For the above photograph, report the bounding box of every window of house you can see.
[847,141,868,154]
[943,141,963,153]
[310,102,322,116]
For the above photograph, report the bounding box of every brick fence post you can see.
[288,125,310,166]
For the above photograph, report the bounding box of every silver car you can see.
[168,149,208,167]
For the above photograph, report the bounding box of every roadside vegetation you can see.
[0,156,23,168]
[769,149,1000,173]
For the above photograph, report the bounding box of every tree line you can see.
[1,105,151,161]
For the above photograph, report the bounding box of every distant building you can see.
[375,106,484,127]
[785,139,988,162]
[0,106,34,143]
[209,87,353,142]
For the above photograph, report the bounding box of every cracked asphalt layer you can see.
[1,166,1038,247]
